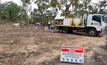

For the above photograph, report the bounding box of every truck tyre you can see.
[88,29,97,37]
[69,29,74,33]
[62,28,69,33]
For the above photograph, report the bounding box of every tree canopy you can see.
[0,0,107,24]
[0,1,26,22]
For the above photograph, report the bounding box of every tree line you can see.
[0,0,107,25]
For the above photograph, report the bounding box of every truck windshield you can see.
[102,16,106,23]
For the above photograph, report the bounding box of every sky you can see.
[0,0,100,9]
[0,0,100,3]
[0,0,101,4]
[0,0,102,15]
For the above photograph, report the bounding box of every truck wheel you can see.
[69,29,74,33]
[62,28,69,33]
[88,29,97,37]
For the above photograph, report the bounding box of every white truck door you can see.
[92,15,102,31]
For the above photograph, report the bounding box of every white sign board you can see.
[60,46,84,63]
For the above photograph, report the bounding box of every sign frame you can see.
[60,46,84,63]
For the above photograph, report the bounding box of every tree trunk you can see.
[40,10,45,26]
[42,18,44,26]
[24,0,29,25]
[25,7,29,24]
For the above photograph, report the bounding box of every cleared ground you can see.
[0,24,107,65]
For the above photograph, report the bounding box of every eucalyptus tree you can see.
[0,1,21,22]
[98,0,107,14]
[50,0,83,17]
[0,8,1,20]
[21,0,33,24]
[34,0,51,25]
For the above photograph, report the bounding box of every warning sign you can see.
[60,46,84,63]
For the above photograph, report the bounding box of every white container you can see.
[74,18,81,26]
[63,18,72,26]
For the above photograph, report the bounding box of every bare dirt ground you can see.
[0,24,107,65]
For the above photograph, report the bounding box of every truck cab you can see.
[85,14,107,36]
